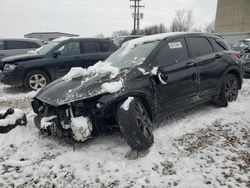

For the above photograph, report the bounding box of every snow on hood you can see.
[35,61,125,106]
[62,61,120,81]
[101,80,123,93]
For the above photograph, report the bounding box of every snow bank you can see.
[62,61,120,81]
[0,109,25,127]
[121,97,134,111]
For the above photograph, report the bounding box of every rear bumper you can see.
[0,69,24,86]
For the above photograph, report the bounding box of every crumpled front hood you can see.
[35,70,128,106]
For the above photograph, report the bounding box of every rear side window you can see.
[156,37,189,66]
[80,41,99,54]
[0,41,4,50]
[187,37,213,57]
[208,38,228,52]
[26,41,41,48]
[6,40,28,50]
[99,41,111,52]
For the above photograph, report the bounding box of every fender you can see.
[98,90,156,120]
[215,65,243,96]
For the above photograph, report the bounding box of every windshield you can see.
[106,41,159,69]
[36,41,59,55]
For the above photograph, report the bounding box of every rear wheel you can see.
[213,74,239,107]
[24,70,50,90]
[117,98,154,151]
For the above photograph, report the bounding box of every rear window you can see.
[99,41,111,52]
[26,41,41,48]
[208,38,227,52]
[6,40,28,50]
[80,41,99,54]
[187,37,213,57]
[0,41,4,50]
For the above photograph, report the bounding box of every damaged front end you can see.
[31,98,100,142]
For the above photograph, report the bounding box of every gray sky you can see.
[0,0,218,37]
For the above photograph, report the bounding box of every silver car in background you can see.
[0,38,44,60]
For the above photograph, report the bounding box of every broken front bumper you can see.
[32,100,93,142]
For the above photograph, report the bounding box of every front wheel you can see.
[24,70,50,91]
[117,98,154,151]
[213,74,239,107]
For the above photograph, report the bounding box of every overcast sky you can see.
[0,0,218,38]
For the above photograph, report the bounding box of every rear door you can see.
[154,37,199,113]
[186,36,228,98]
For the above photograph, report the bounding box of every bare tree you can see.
[204,21,215,33]
[112,30,130,37]
[170,9,194,32]
[139,23,168,35]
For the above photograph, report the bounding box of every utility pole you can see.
[130,0,145,35]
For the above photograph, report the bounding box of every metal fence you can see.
[218,32,250,44]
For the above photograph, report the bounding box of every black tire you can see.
[24,70,50,91]
[213,74,239,107]
[117,98,154,151]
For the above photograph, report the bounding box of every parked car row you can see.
[0,38,44,60]
[0,37,118,90]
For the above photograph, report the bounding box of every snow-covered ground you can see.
[0,81,249,188]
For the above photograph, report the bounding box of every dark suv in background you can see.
[0,37,117,90]
[0,38,44,60]
[32,32,243,151]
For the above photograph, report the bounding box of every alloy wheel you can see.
[225,77,238,102]
[29,74,47,90]
[134,102,153,140]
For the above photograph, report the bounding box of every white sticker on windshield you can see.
[168,42,182,49]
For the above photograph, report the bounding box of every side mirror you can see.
[53,50,62,58]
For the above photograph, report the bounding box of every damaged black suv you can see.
[32,32,243,151]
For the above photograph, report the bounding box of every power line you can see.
[130,0,145,35]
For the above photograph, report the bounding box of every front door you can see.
[52,41,82,79]
[153,37,199,113]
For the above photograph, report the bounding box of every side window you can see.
[156,37,189,66]
[58,42,80,56]
[99,41,111,52]
[187,37,213,57]
[0,41,4,50]
[208,38,228,52]
[26,41,41,49]
[80,41,99,54]
[6,41,28,50]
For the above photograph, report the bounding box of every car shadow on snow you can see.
[2,85,28,95]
